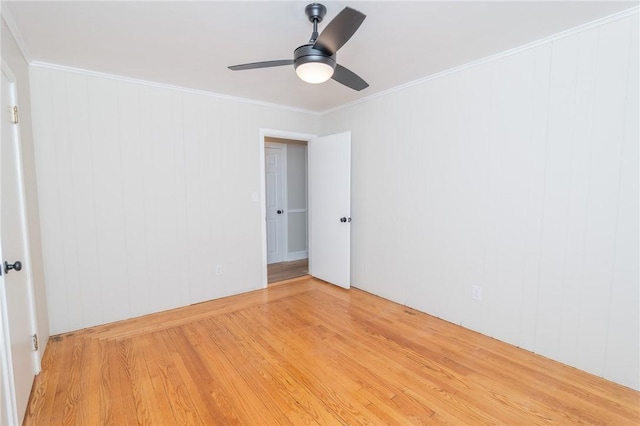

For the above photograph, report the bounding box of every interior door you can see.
[265,143,286,264]
[1,66,37,425]
[308,132,351,288]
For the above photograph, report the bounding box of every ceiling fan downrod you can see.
[305,3,326,43]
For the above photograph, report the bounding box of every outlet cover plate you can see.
[472,285,483,301]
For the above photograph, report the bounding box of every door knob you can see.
[4,261,22,274]
[277,210,283,214]
[340,217,347,223]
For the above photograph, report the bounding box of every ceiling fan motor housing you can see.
[293,44,336,71]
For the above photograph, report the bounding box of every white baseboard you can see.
[287,251,308,261]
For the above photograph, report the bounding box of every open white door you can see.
[308,132,351,288]
[1,64,38,425]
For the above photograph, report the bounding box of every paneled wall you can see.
[322,14,639,389]
[29,67,319,335]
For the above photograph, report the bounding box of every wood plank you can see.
[118,338,154,424]
[24,334,62,421]
[104,339,137,425]
[59,334,84,424]
[25,278,640,425]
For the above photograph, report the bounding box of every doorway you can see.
[264,136,309,283]
[259,129,316,287]
[259,129,352,289]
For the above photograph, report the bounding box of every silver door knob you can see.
[4,261,22,274]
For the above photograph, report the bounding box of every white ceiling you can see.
[3,1,637,112]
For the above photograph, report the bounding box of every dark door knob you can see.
[340,217,347,223]
[4,261,22,274]
[277,210,283,214]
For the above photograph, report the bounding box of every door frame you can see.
[264,141,288,265]
[259,129,316,288]
[1,60,41,425]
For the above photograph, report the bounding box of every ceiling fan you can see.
[228,3,368,91]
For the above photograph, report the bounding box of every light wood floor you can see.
[26,277,639,425]
[267,258,308,283]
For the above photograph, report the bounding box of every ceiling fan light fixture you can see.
[295,61,334,84]
[293,44,336,84]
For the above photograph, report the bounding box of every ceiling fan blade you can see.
[313,7,366,55]
[332,64,368,91]
[228,60,293,71]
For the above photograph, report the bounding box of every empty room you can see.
[1,1,638,424]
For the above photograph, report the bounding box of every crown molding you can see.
[1,6,33,63]
[29,61,321,116]
[320,5,640,116]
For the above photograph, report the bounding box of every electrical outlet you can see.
[215,265,223,276]
[472,285,483,301]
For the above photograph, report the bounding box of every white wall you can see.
[1,18,49,361]
[322,14,639,390]
[29,66,320,335]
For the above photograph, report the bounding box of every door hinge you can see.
[32,334,39,351]
[11,106,18,124]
